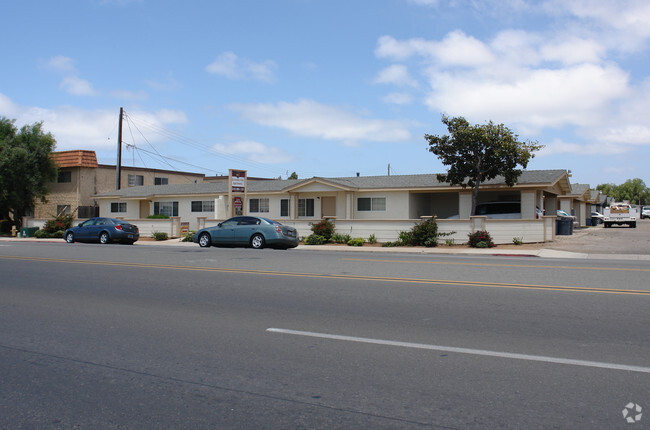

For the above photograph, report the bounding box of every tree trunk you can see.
[471,182,480,216]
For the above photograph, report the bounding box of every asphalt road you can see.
[0,242,648,429]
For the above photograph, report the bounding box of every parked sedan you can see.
[591,211,605,223]
[64,217,140,244]
[194,216,299,249]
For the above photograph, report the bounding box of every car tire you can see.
[65,232,74,243]
[99,232,110,244]
[198,232,211,248]
[250,233,265,249]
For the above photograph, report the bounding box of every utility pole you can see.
[387,163,391,176]
[116,107,123,190]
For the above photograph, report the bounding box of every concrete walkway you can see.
[3,236,649,260]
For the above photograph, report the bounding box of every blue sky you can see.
[2,0,649,187]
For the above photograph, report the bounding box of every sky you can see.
[2,0,650,187]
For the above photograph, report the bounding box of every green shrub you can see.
[468,230,495,248]
[147,214,170,219]
[410,218,439,247]
[42,214,74,234]
[347,237,365,247]
[152,231,168,241]
[445,239,455,246]
[512,237,523,245]
[34,229,64,239]
[303,234,327,245]
[382,241,399,247]
[398,230,414,246]
[311,219,335,240]
[182,231,196,242]
[331,233,351,244]
[368,234,377,244]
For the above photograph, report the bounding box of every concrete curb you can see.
[2,237,649,260]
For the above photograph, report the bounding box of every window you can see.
[154,201,178,217]
[191,200,215,213]
[111,202,127,213]
[249,198,269,213]
[128,174,144,187]
[56,205,71,216]
[57,171,72,183]
[78,205,98,218]
[357,197,386,211]
[154,177,168,185]
[280,199,290,217]
[298,198,314,217]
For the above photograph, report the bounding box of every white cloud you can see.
[375,31,494,66]
[426,63,629,129]
[374,65,418,87]
[46,56,77,73]
[212,140,294,164]
[383,92,413,105]
[60,76,97,96]
[206,51,277,82]
[0,94,187,152]
[230,99,412,145]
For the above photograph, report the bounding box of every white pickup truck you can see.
[603,203,637,228]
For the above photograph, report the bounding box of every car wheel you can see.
[65,232,74,243]
[198,232,211,248]
[250,233,265,249]
[99,232,110,244]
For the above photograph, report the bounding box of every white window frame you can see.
[298,198,315,217]
[357,197,386,212]
[249,198,269,213]
[280,199,290,217]
[191,200,215,213]
[111,202,127,213]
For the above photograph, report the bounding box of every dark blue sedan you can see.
[64,217,139,244]
[194,216,299,249]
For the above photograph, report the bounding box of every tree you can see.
[425,115,543,215]
[597,179,649,205]
[0,117,58,228]
[288,171,298,180]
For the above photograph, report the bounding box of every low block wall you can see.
[23,216,556,244]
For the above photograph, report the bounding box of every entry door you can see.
[321,197,336,218]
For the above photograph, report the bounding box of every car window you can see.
[221,218,240,227]
[238,217,260,226]
[80,219,96,227]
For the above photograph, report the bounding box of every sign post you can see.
[228,169,247,217]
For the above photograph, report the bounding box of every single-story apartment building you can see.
[91,169,577,244]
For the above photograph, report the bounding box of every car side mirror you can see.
[217,223,222,228]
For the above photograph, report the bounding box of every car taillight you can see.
[115,225,123,231]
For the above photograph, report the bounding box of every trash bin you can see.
[556,217,572,235]
[19,227,39,237]
[591,217,599,226]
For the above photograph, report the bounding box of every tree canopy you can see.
[425,115,543,215]
[597,179,649,205]
[0,117,58,227]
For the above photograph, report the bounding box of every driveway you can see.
[539,219,650,255]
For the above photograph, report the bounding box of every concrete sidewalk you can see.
[3,236,649,260]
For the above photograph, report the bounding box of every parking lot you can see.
[540,219,650,255]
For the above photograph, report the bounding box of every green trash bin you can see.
[20,227,39,237]
[556,218,572,235]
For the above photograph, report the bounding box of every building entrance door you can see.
[321,196,336,218]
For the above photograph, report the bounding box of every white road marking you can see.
[266,328,650,374]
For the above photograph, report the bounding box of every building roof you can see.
[96,169,571,199]
[51,150,99,168]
